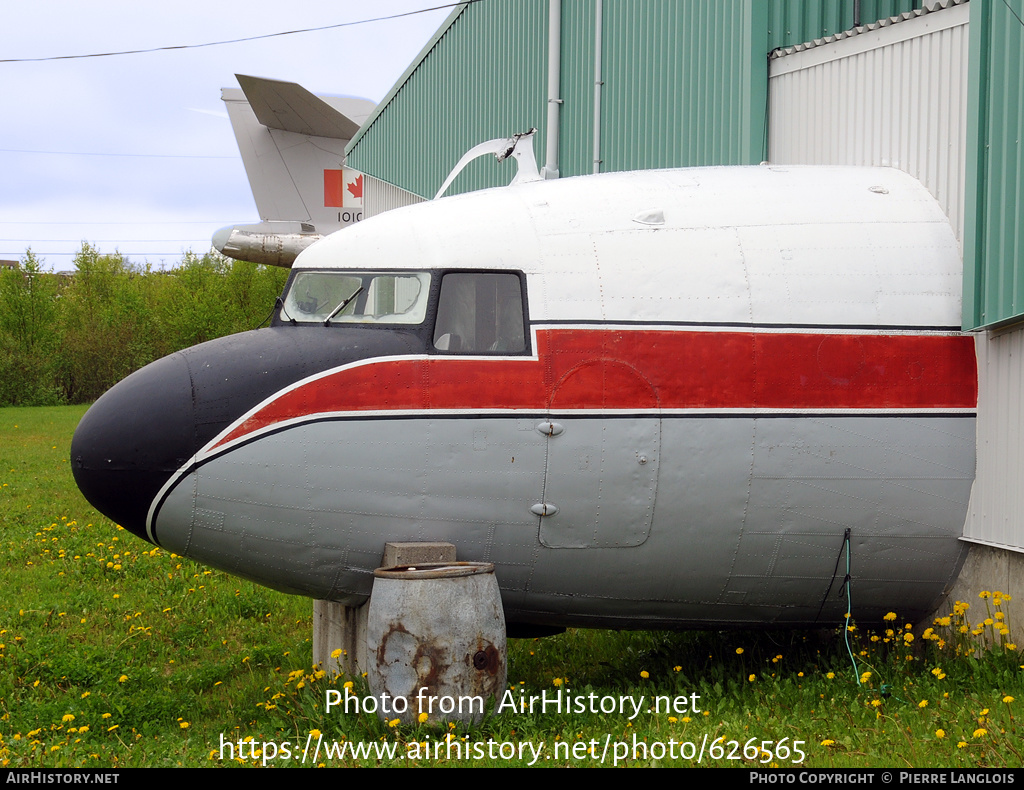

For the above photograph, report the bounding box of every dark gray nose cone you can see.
[72,352,196,542]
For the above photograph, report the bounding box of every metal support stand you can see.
[312,542,457,675]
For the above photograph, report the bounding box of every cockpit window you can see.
[281,271,430,324]
[433,272,526,353]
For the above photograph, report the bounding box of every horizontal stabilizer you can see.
[236,74,368,139]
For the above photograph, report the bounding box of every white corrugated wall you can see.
[768,1,1024,556]
[364,176,426,219]
[768,1,969,242]
[967,331,1024,552]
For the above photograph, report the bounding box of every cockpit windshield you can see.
[281,271,430,325]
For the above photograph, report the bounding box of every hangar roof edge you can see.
[769,0,968,59]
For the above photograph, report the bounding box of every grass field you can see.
[1,405,1021,768]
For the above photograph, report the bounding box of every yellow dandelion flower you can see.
[179,721,190,729]
[118,674,128,683]
[979,591,990,599]
[871,699,882,707]
[957,741,967,749]
[826,672,835,679]
[821,739,835,746]
[973,728,987,738]
[935,729,945,739]
[884,612,898,621]
[640,670,649,679]
[1003,696,1014,704]
[736,648,744,655]
[553,677,563,686]
[309,729,321,738]
[388,718,400,728]
[330,649,342,659]
[919,700,928,708]
[418,712,429,724]
[673,665,682,672]
[61,714,75,723]
[102,713,111,719]
[668,716,678,723]
[748,674,756,682]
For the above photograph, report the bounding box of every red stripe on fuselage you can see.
[213,329,977,449]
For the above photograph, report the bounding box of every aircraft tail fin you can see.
[215,75,374,267]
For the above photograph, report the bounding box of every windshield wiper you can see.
[323,286,364,326]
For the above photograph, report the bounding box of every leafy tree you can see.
[0,250,65,405]
[0,244,289,405]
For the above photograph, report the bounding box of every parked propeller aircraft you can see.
[72,144,977,630]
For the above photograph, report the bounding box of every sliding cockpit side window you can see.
[433,272,526,353]
[280,271,430,324]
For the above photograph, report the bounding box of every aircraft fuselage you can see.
[72,166,977,629]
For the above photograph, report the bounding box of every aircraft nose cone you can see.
[72,352,196,543]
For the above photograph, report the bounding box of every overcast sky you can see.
[0,1,453,270]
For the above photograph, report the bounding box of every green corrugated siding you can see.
[558,0,596,176]
[598,0,767,170]
[963,0,1024,329]
[348,0,769,198]
[347,0,549,199]
[767,0,920,50]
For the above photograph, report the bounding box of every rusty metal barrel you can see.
[366,562,506,725]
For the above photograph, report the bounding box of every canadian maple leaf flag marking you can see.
[347,174,363,200]
[324,170,364,208]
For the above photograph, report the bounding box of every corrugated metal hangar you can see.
[343,0,1024,620]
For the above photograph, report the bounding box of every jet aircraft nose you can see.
[72,351,196,543]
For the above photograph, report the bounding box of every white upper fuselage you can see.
[297,165,962,329]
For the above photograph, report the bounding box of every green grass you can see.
[1,405,1022,767]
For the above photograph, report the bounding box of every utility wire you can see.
[1002,0,1024,30]
[0,221,244,225]
[2,239,214,243]
[0,148,235,159]
[0,1,477,63]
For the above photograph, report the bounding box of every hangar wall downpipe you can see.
[543,0,562,179]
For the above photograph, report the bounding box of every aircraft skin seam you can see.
[146,409,977,545]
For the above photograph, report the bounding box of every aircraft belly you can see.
[155,411,974,626]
